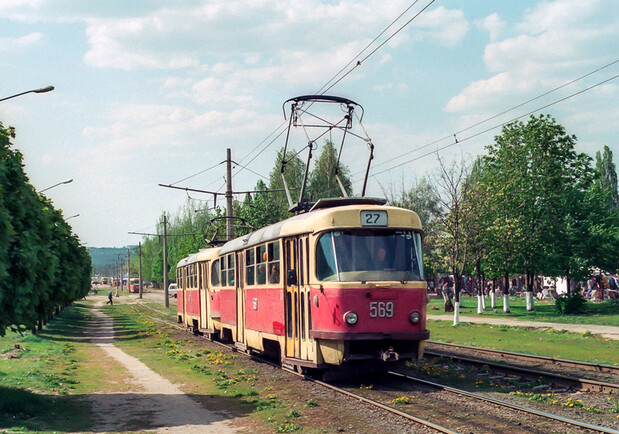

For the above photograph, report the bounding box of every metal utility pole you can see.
[163,214,169,307]
[127,248,131,292]
[226,148,234,241]
[138,242,143,299]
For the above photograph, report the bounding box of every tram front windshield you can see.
[316,230,423,282]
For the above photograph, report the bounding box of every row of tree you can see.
[0,122,91,336]
[388,115,618,318]
[133,116,618,318]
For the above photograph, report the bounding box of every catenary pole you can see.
[127,248,131,293]
[138,242,143,299]
[226,148,234,241]
[163,214,169,307]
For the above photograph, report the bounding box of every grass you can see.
[427,295,619,326]
[101,302,318,431]
[427,319,619,365]
[0,302,98,431]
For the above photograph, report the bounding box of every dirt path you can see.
[427,314,619,340]
[85,301,239,433]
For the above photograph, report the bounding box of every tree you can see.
[239,179,280,230]
[481,114,600,310]
[0,121,91,336]
[268,147,305,220]
[382,176,442,278]
[308,140,353,200]
[431,155,473,324]
[595,145,619,212]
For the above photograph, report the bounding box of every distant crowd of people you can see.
[428,273,619,300]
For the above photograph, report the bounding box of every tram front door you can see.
[284,237,299,359]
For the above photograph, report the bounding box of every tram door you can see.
[236,252,245,344]
[284,237,300,359]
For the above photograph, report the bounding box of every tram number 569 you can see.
[369,301,394,318]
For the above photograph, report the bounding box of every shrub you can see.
[555,290,587,314]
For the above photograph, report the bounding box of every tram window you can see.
[220,256,227,286]
[307,292,312,337]
[298,240,304,286]
[301,293,305,340]
[245,249,255,286]
[228,254,235,286]
[211,260,220,286]
[286,291,292,338]
[268,241,280,284]
[316,233,337,281]
[306,238,310,283]
[257,244,266,284]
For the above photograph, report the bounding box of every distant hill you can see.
[89,247,135,276]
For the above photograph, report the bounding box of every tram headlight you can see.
[344,311,358,325]
[409,311,421,324]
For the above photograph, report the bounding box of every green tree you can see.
[308,140,353,201]
[482,115,599,309]
[595,145,619,212]
[431,156,473,321]
[269,147,305,220]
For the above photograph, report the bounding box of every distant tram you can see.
[176,197,429,377]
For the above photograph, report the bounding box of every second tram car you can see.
[175,198,429,376]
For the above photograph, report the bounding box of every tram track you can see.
[117,300,619,433]
[385,370,618,434]
[424,341,619,394]
[119,300,453,432]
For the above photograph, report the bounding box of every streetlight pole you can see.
[65,214,80,221]
[0,85,55,102]
[39,178,73,193]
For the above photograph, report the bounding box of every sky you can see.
[1,0,617,248]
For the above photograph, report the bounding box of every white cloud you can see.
[446,0,618,113]
[0,32,43,52]
[477,13,505,41]
[412,6,469,46]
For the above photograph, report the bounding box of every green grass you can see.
[427,319,619,365]
[0,303,95,431]
[427,295,619,326]
[102,303,310,430]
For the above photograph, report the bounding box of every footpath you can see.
[426,314,619,341]
[84,300,239,433]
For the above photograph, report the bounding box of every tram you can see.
[174,95,428,376]
[176,197,428,376]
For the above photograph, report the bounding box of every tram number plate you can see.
[369,301,394,318]
[361,210,387,227]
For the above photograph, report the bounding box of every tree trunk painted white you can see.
[481,293,486,310]
[503,294,510,313]
[477,295,483,314]
[453,301,460,325]
[526,291,535,311]
[490,291,496,308]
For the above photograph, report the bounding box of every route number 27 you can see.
[369,301,394,318]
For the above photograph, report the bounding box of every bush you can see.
[555,290,587,314]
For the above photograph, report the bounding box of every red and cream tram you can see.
[176,197,429,376]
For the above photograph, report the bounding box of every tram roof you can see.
[219,200,422,255]
[176,247,219,267]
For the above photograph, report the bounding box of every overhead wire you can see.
[363,72,619,180]
[321,0,437,96]
[231,0,434,179]
[360,58,619,176]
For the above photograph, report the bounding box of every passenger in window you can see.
[257,263,266,284]
[269,263,280,284]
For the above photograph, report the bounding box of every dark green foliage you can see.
[0,121,90,336]
[555,289,587,314]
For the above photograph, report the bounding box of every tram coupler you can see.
[380,347,399,362]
